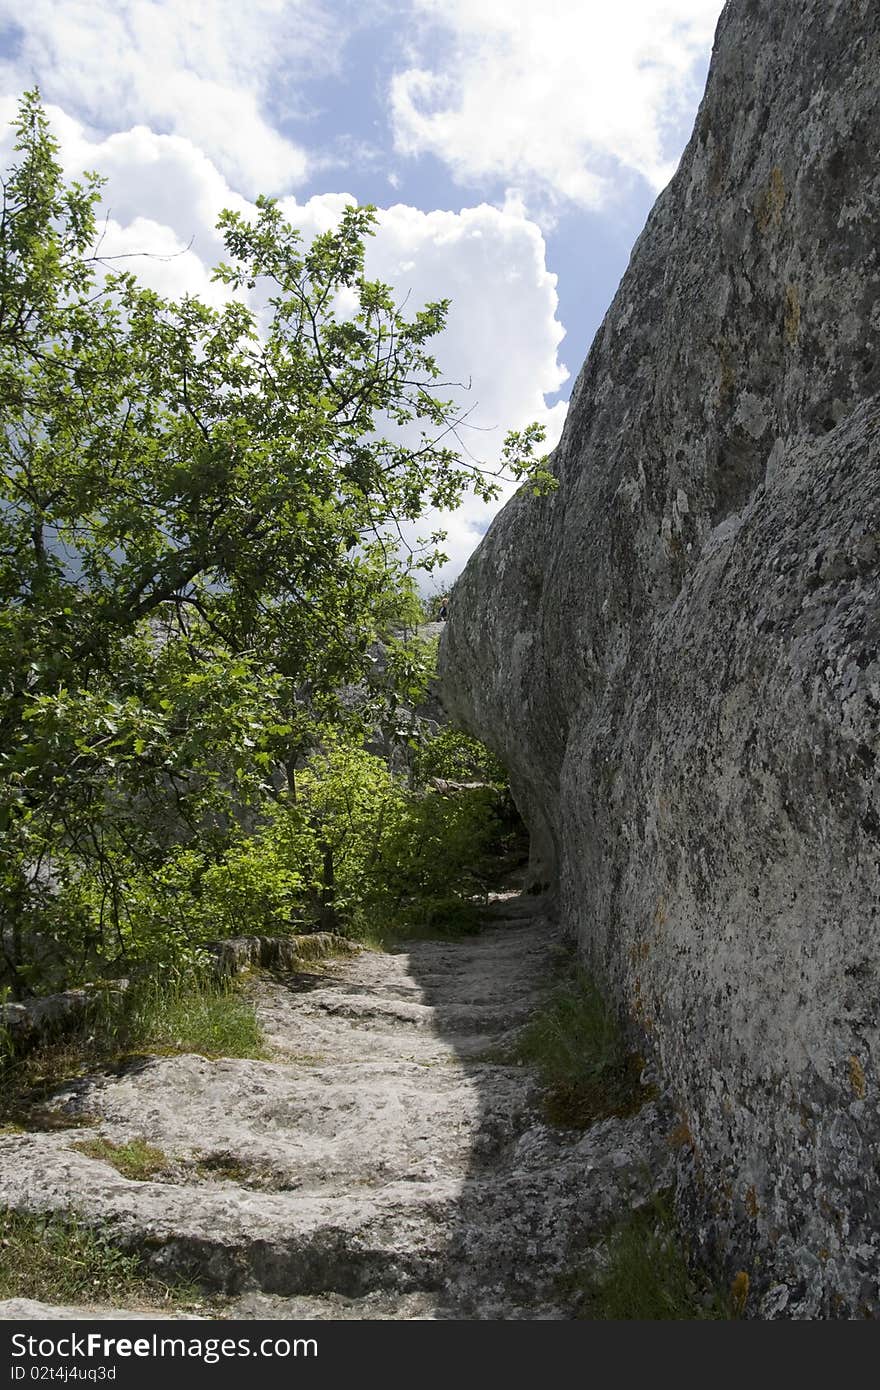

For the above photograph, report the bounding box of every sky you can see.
[0,0,725,593]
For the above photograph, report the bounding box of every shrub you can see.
[10,728,513,989]
[369,784,501,929]
[413,727,507,786]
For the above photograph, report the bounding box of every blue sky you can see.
[0,0,724,587]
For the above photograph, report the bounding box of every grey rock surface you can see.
[440,0,880,1317]
[0,1300,197,1321]
[0,902,672,1319]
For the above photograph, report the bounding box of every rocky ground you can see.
[0,895,672,1320]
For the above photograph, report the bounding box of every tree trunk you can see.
[318,841,338,933]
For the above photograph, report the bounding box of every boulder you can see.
[441,0,880,1316]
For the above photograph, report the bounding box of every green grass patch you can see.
[513,969,647,1127]
[72,1136,171,1182]
[71,1138,284,1191]
[0,977,266,1129]
[570,1193,733,1320]
[0,1208,206,1311]
[124,977,267,1061]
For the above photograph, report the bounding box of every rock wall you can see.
[440,0,880,1317]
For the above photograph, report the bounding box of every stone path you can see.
[0,897,671,1320]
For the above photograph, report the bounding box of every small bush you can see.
[377,893,484,944]
[413,728,507,786]
[193,741,513,943]
[8,724,516,989]
[514,969,645,1127]
[75,822,312,970]
[368,785,502,928]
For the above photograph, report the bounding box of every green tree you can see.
[0,92,547,990]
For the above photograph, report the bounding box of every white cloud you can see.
[0,98,568,584]
[366,200,569,589]
[372,201,568,427]
[0,96,248,298]
[92,217,233,307]
[270,195,571,589]
[0,0,340,194]
[390,0,724,208]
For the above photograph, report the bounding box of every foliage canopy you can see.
[0,93,538,991]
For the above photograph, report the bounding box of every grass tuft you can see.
[124,977,267,1061]
[0,1208,204,1310]
[0,977,266,1129]
[513,969,646,1127]
[571,1193,733,1320]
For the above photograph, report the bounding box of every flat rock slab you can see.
[0,904,672,1318]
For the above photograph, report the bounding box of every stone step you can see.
[37,1053,541,1189]
[0,904,672,1318]
[0,1105,669,1304]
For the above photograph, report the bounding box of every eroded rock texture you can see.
[0,903,673,1320]
[440,0,880,1316]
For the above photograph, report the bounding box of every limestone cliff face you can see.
[440,0,880,1317]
